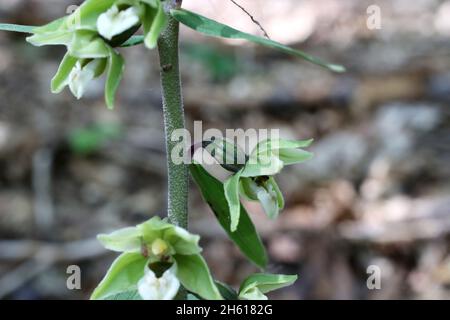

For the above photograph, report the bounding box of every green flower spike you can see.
[206,138,314,231]
[91,216,222,300]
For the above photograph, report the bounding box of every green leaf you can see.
[51,53,78,93]
[143,1,167,49]
[174,254,223,300]
[190,164,267,268]
[105,48,125,109]
[223,171,242,232]
[91,252,147,300]
[171,9,345,73]
[239,273,297,300]
[0,23,35,33]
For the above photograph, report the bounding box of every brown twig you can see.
[229,0,270,39]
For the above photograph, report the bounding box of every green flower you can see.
[97,215,201,258]
[24,0,167,108]
[91,216,222,300]
[205,138,313,231]
[238,273,298,300]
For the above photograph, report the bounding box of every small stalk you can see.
[157,0,188,228]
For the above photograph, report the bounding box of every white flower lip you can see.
[69,60,97,99]
[97,5,140,40]
[138,264,180,300]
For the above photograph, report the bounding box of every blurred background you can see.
[1,0,450,300]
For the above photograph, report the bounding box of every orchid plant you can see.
[0,0,344,300]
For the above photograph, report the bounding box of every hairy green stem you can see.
[157,4,188,229]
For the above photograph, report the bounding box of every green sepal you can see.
[90,252,148,300]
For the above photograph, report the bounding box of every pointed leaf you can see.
[190,164,267,268]
[171,9,345,72]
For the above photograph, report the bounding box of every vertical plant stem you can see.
[157,1,188,229]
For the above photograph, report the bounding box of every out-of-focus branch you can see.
[0,238,105,298]
[0,238,104,261]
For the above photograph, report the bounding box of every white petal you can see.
[160,267,181,300]
[97,5,140,40]
[138,265,179,300]
[68,60,101,99]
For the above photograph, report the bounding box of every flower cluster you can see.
[26,0,167,108]
[204,138,313,231]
